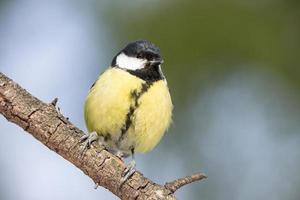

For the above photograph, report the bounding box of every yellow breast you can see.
[84,67,173,154]
[128,80,173,153]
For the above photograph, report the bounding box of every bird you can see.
[82,40,173,183]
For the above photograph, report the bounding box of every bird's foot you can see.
[113,150,130,160]
[120,160,136,186]
[80,131,98,153]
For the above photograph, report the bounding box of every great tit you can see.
[82,40,173,183]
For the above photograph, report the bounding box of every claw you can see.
[120,160,136,186]
[120,148,136,186]
[114,150,130,159]
[80,134,89,142]
[80,132,99,153]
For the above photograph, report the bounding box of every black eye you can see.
[136,52,143,58]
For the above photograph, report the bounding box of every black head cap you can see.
[123,40,161,58]
[111,40,163,66]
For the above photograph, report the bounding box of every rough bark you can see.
[0,72,205,200]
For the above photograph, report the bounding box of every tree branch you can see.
[165,173,207,193]
[0,72,206,200]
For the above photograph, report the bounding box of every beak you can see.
[149,58,164,65]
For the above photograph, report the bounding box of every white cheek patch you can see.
[116,53,147,70]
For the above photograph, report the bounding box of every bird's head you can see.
[111,40,163,71]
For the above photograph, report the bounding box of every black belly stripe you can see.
[117,81,153,145]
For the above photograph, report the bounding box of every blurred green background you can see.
[1,0,300,199]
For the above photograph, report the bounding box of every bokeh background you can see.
[1,0,300,199]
